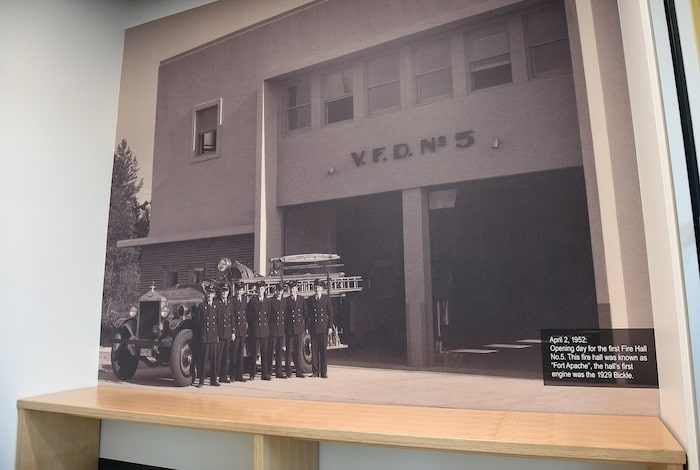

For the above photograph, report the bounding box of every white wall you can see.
[0,1,217,468]
[100,422,254,469]
[319,443,646,470]
[100,420,648,469]
[659,0,700,453]
[124,0,217,29]
[648,0,700,462]
[618,0,700,466]
[0,1,124,468]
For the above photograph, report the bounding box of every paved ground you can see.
[98,346,659,416]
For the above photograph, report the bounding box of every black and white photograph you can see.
[10,0,700,468]
[99,0,661,417]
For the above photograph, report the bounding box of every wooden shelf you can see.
[17,386,685,469]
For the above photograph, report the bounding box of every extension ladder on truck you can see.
[216,254,363,350]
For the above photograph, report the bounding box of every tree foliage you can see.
[101,139,150,338]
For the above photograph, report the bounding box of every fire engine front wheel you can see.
[170,329,195,386]
[111,330,138,380]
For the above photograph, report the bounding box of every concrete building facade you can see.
[119,0,652,369]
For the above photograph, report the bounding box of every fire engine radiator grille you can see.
[137,302,160,340]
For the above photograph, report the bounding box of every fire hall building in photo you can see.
[118,0,653,373]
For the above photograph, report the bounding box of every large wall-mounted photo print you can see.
[100,0,660,416]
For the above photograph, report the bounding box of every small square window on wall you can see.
[164,269,179,288]
[525,4,572,78]
[191,267,205,284]
[286,80,311,132]
[467,23,512,91]
[414,36,453,103]
[323,68,353,125]
[194,101,220,156]
[366,52,400,115]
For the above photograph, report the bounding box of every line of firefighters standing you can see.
[193,279,334,387]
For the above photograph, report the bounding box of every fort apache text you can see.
[350,130,475,168]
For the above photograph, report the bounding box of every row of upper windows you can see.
[191,2,570,158]
[284,3,570,133]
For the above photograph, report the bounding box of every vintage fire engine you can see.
[110,254,362,386]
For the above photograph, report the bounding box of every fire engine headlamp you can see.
[160,306,170,318]
[128,306,138,318]
[218,257,232,272]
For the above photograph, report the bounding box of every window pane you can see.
[287,104,311,131]
[367,54,399,87]
[287,82,310,108]
[196,105,217,133]
[526,7,568,45]
[325,69,352,99]
[326,95,353,124]
[198,130,216,153]
[368,82,400,113]
[473,64,512,90]
[470,31,509,61]
[165,271,178,287]
[531,39,571,75]
[468,24,511,91]
[416,68,452,102]
[471,54,511,72]
[429,189,457,209]
[415,38,451,73]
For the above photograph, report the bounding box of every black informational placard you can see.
[541,329,659,388]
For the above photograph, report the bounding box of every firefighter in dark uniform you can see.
[190,296,201,385]
[285,280,307,378]
[246,281,271,380]
[196,286,220,387]
[307,279,334,378]
[229,281,248,382]
[268,283,287,378]
[216,283,234,383]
